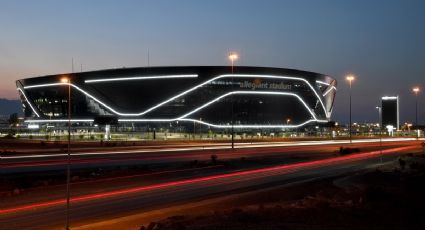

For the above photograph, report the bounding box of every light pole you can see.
[346,75,355,143]
[228,52,238,150]
[413,87,420,139]
[376,106,382,163]
[193,120,195,140]
[199,117,202,139]
[61,77,71,230]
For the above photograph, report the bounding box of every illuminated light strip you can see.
[323,86,337,97]
[23,89,324,128]
[316,80,330,86]
[23,118,327,128]
[382,96,398,100]
[316,80,337,97]
[25,82,140,116]
[116,90,326,128]
[224,74,329,118]
[178,91,317,120]
[178,118,329,129]
[119,118,329,129]
[84,74,198,83]
[23,74,330,118]
[16,88,40,117]
[24,119,94,123]
[0,145,415,215]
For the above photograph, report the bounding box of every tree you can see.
[8,113,19,127]
[7,113,18,136]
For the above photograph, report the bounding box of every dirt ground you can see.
[140,154,425,230]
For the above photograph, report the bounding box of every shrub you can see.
[339,146,360,155]
[211,154,218,164]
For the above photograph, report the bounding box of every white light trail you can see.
[3,138,420,160]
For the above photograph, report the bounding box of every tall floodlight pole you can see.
[413,87,420,139]
[228,52,238,150]
[346,75,355,143]
[61,77,71,230]
[376,106,382,163]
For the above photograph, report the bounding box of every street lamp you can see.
[61,77,71,230]
[413,87,420,139]
[346,74,355,143]
[413,87,420,125]
[228,52,238,150]
[228,52,238,72]
[376,106,382,162]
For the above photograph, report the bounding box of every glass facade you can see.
[16,66,337,130]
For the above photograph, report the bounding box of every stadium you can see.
[16,66,337,132]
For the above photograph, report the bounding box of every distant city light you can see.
[28,124,40,129]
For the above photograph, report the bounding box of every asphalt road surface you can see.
[2,138,422,173]
[0,143,420,230]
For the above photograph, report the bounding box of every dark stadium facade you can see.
[16,66,337,131]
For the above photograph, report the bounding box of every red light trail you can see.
[0,145,416,215]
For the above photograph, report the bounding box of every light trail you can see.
[10,165,225,192]
[0,145,416,215]
[1,139,416,169]
[2,138,420,160]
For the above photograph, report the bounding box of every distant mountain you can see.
[0,98,22,116]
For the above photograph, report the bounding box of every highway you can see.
[0,141,421,230]
[2,138,423,173]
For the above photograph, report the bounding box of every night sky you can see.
[0,0,424,124]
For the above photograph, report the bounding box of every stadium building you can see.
[16,66,337,132]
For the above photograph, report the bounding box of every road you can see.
[0,142,421,230]
[2,138,422,173]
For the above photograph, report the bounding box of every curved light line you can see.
[177,91,317,120]
[178,118,329,129]
[25,83,138,116]
[116,90,319,127]
[116,88,325,128]
[225,74,329,118]
[24,118,328,129]
[17,88,40,117]
[323,86,337,96]
[23,74,329,118]
[316,80,330,86]
[85,74,198,83]
[316,80,337,97]
[117,118,328,129]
